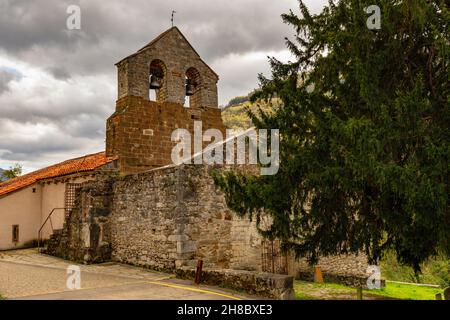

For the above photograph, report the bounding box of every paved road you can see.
[0,249,248,300]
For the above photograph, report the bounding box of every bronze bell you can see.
[149,75,162,89]
[186,80,195,96]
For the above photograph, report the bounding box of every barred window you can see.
[64,183,83,217]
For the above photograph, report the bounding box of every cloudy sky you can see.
[0,0,327,173]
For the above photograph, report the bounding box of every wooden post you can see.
[314,266,324,284]
[356,286,363,300]
[194,260,203,285]
[444,287,450,300]
[271,241,275,274]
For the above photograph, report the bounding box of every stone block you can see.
[177,240,197,254]
[168,234,189,242]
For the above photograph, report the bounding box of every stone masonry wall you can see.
[116,27,218,108]
[106,96,226,174]
[110,164,262,272]
[47,178,113,263]
[47,164,262,272]
[295,254,368,277]
[291,253,370,287]
[176,267,295,300]
[108,27,224,175]
[47,164,369,284]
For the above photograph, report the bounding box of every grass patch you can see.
[0,295,6,300]
[381,251,450,287]
[364,282,443,300]
[294,281,357,300]
[294,280,444,300]
[295,291,316,300]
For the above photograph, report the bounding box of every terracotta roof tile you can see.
[0,151,117,197]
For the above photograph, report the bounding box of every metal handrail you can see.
[37,207,66,252]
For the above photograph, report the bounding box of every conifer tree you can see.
[214,0,449,272]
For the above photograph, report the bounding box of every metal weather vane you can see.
[171,10,176,27]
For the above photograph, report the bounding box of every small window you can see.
[12,225,19,243]
[32,188,36,193]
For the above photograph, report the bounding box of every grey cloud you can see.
[0,0,85,53]
[46,66,71,80]
[0,130,84,160]
[0,0,300,76]
[0,146,74,162]
[0,117,103,165]
[0,70,15,94]
[0,0,328,172]
[0,0,326,101]
[58,114,106,139]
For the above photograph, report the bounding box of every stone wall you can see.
[110,164,262,272]
[47,178,113,263]
[108,27,225,175]
[48,164,262,272]
[116,27,218,108]
[176,267,295,300]
[47,163,369,286]
[291,253,370,287]
[106,96,226,174]
[294,253,368,277]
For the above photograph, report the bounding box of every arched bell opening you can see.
[149,59,167,102]
[185,67,201,108]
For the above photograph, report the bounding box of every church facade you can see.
[46,27,264,272]
[106,27,225,174]
[0,27,369,287]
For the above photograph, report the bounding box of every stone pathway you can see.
[0,249,250,300]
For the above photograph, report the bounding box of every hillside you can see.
[221,99,279,130]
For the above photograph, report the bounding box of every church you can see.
[0,27,368,290]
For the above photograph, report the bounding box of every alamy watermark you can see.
[365,5,381,30]
[66,5,81,30]
[366,265,381,289]
[171,122,280,176]
[66,265,81,290]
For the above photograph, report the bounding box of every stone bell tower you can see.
[106,27,226,174]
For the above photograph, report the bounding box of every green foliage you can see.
[381,250,450,287]
[366,282,443,300]
[1,163,22,180]
[221,100,278,130]
[214,0,450,272]
[294,280,444,300]
[226,95,250,108]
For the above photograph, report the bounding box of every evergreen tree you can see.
[214,0,449,272]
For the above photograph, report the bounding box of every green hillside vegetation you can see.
[221,97,279,130]
[381,251,450,287]
[226,95,250,108]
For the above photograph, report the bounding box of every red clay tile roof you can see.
[0,151,117,197]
